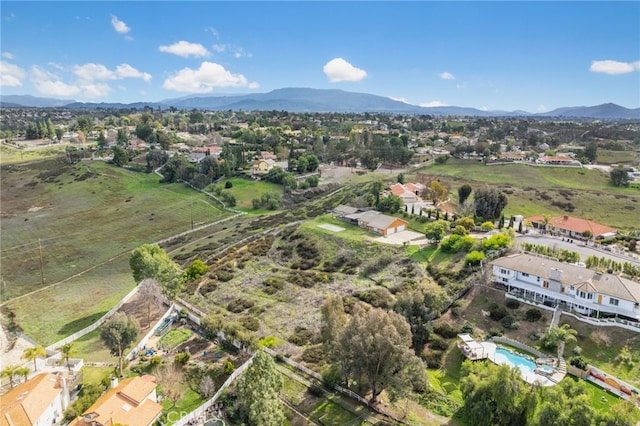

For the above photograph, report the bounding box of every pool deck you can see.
[458,335,565,386]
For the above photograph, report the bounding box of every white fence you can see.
[172,354,254,426]
[46,285,140,352]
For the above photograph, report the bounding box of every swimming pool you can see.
[493,347,556,386]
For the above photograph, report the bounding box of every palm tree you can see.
[61,343,75,371]
[22,345,47,371]
[15,366,30,383]
[1,365,18,388]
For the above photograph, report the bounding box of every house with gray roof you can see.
[491,253,640,321]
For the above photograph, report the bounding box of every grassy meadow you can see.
[1,158,231,343]
[412,159,639,231]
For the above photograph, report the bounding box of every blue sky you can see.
[1,1,639,112]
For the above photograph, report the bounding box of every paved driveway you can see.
[373,230,429,246]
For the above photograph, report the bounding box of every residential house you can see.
[538,155,581,167]
[345,211,409,236]
[492,253,640,321]
[526,215,617,239]
[389,182,425,204]
[69,375,162,426]
[0,373,70,426]
[251,158,276,175]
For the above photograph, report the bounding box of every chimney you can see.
[563,215,569,220]
[110,377,119,389]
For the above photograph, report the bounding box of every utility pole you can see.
[38,238,45,286]
[190,199,194,230]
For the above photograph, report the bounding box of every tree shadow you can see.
[58,311,107,336]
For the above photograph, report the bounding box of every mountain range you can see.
[2,88,639,119]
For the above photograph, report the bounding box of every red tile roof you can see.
[526,215,617,237]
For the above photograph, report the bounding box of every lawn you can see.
[161,388,204,425]
[79,366,113,386]
[72,329,113,363]
[596,149,639,165]
[0,144,67,165]
[217,177,283,213]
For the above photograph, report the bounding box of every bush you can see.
[289,327,314,346]
[572,345,582,355]
[488,327,503,337]
[525,308,543,322]
[227,298,255,313]
[488,303,508,321]
[460,321,474,334]
[224,180,233,189]
[322,364,343,388]
[429,337,450,351]
[308,384,324,397]
[174,352,190,366]
[505,299,520,309]
[355,288,393,309]
[569,356,587,370]
[239,316,260,331]
[433,323,459,339]
[500,316,519,330]
[423,351,444,368]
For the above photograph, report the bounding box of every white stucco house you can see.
[491,253,640,321]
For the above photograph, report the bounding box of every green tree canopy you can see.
[474,187,508,221]
[100,312,140,376]
[130,244,184,300]
[236,350,284,426]
[22,345,46,371]
[458,183,473,204]
[337,305,427,404]
[424,220,450,244]
[610,167,630,187]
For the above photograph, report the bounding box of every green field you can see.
[1,158,231,344]
[218,177,283,213]
[411,159,640,231]
[0,144,68,164]
[1,160,230,300]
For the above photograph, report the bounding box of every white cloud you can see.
[206,27,219,37]
[30,66,81,97]
[159,41,210,58]
[2,52,15,59]
[48,62,64,70]
[439,72,455,80]
[420,100,449,107]
[73,63,152,82]
[111,15,130,34]
[323,58,367,82]
[479,106,489,111]
[115,64,152,82]
[590,59,640,75]
[212,44,226,53]
[456,83,467,89]
[163,61,258,93]
[0,61,26,87]
[74,63,115,81]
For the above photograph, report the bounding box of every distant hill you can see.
[2,89,639,119]
[537,103,640,120]
[1,94,76,108]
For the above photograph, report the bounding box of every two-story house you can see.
[0,373,70,426]
[69,375,162,426]
[491,253,640,321]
